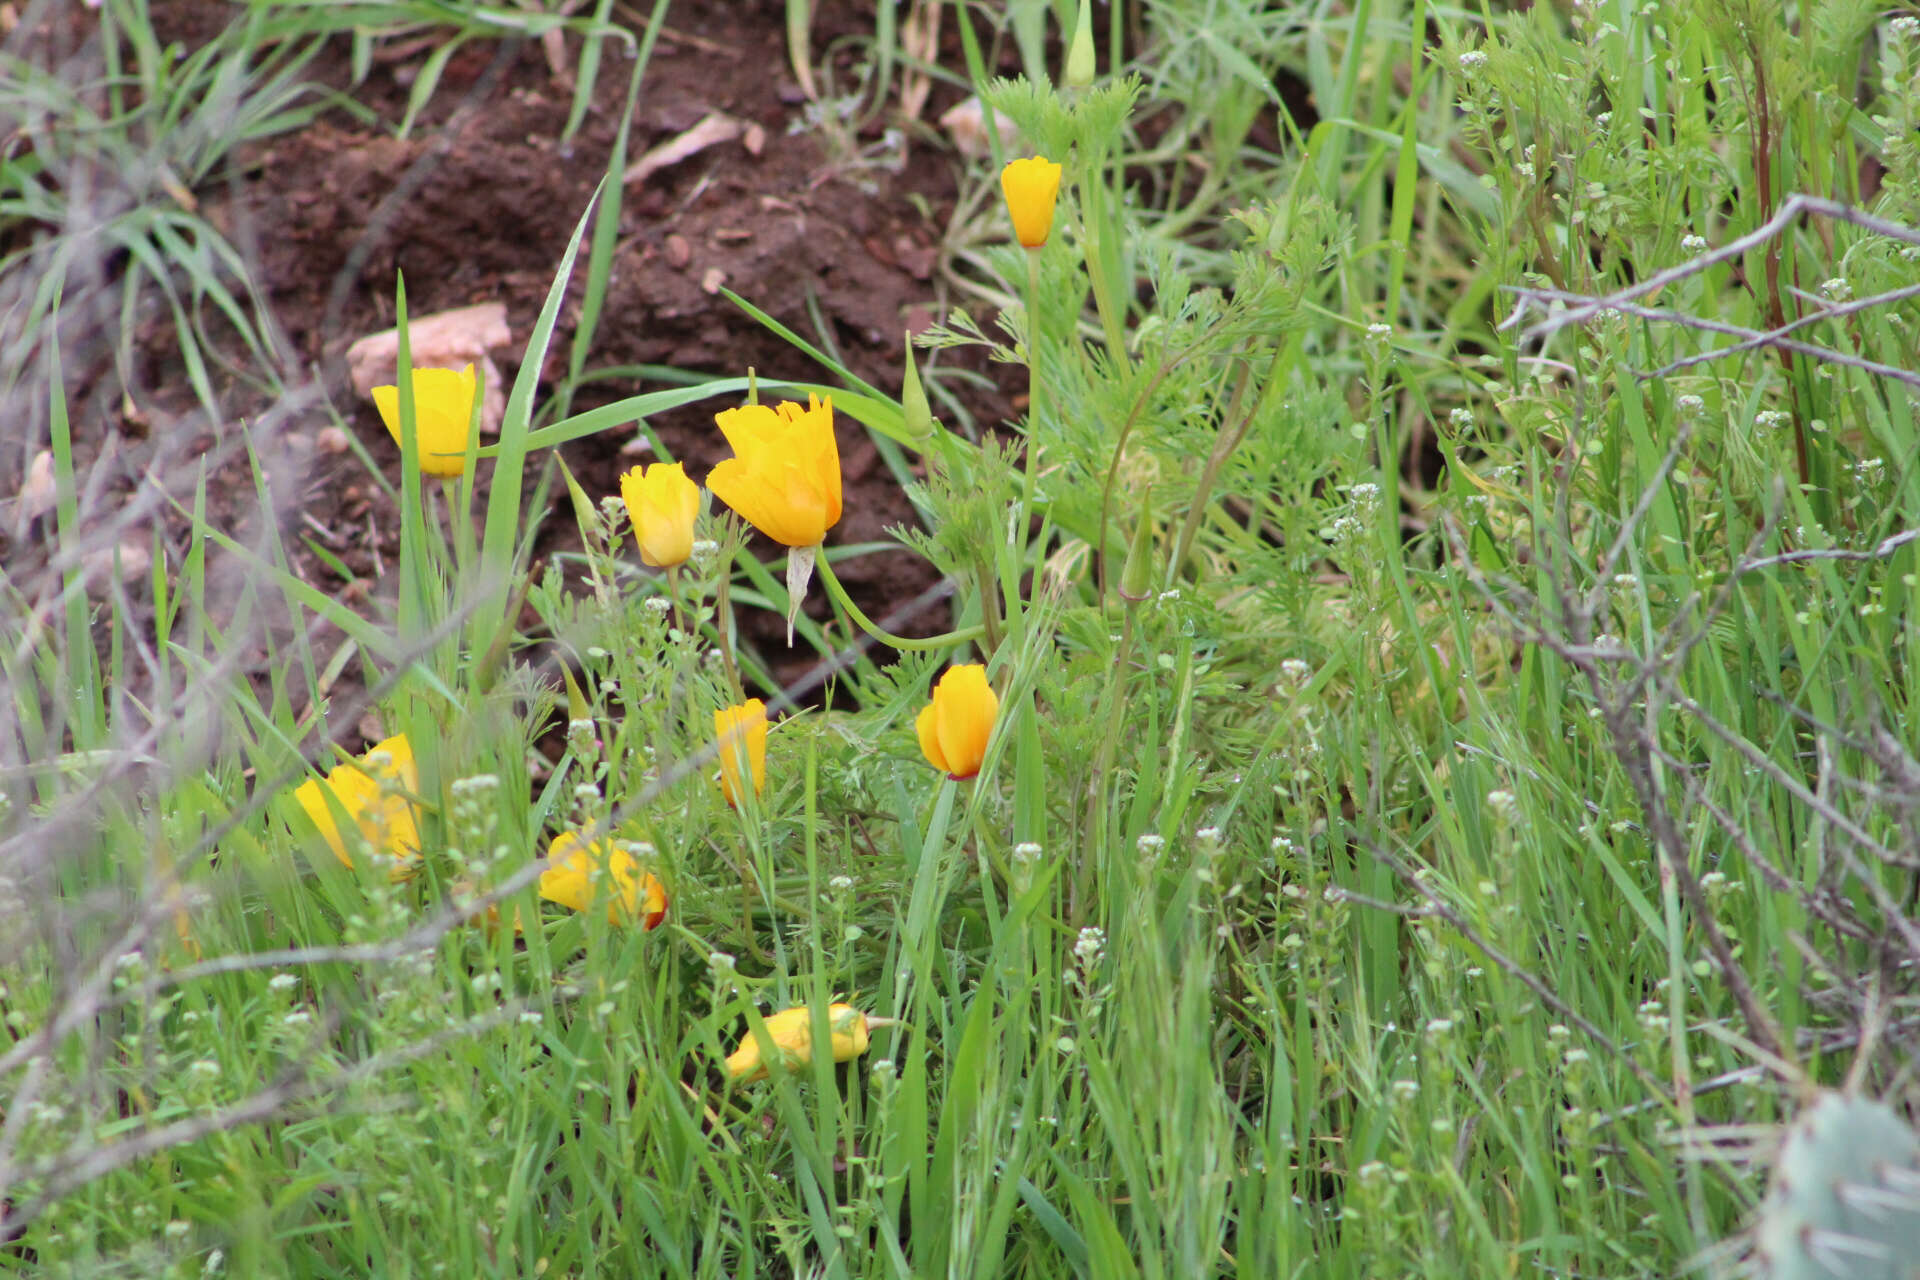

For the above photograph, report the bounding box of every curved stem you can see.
[814,554,984,653]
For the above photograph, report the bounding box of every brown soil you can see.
[118,0,1017,700]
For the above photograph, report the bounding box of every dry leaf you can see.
[625,112,745,185]
[17,449,55,526]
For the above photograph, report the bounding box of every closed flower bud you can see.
[619,461,700,567]
[1118,489,1158,602]
[1000,156,1063,249]
[715,698,769,807]
[371,364,477,477]
[915,664,998,781]
[900,331,934,445]
[538,831,667,929]
[725,1002,883,1082]
[1064,0,1096,87]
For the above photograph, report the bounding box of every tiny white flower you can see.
[645,596,673,614]
[1136,832,1166,855]
[828,875,855,892]
[165,1220,191,1240]
[1457,50,1488,73]
[1074,927,1108,965]
[1012,841,1043,863]
[1680,234,1707,253]
[268,973,299,992]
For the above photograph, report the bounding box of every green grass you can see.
[6,0,1920,1276]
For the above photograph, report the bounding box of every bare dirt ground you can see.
[42,0,1024,702]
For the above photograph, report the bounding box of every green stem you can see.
[713,557,745,701]
[440,476,472,575]
[1165,338,1290,589]
[1096,360,1177,603]
[814,555,984,653]
[973,559,1003,659]
[1013,246,1046,627]
[1077,604,1136,925]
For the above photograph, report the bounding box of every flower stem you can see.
[814,554,984,653]
[1013,246,1045,626]
[713,558,745,702]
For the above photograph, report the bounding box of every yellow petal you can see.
[914,701,949,775]
[725,1003,871,1082]
[713,401,785,455]
[709,396,840,544]
[372,365,477,477]
[1000,156,1063,248]
[708,457,829,548]
[293,776,349,863]
[924,664,997,780]
[715,699,768,806]
[292,733,422,879]
[538,831,668,928]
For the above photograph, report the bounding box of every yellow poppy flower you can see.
[725,1003,876,1082]
[915,664,998,781]
[293,733,421,879]
[538,830,667,929]
[707,395,842,547]
[619,461,700,568]
[1000,155,1063,249]
[372,363,478,477]
[715,699,768,807]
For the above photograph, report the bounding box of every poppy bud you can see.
[1000,156,1063,249]
[1118,489,1158,603]
[915,664,999,780]
[900,331,934,445]
[1064,0,1096,88]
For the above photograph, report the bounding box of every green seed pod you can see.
[1118,488,1156,603]
[1065,0,1096,88]
[900,331,933,445]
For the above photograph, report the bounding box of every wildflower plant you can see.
[13,1,1920,1277]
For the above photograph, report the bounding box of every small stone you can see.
[316,427,351,455]
[664,234,692,268]
[700,267,727,294]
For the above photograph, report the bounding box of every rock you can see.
[940,95,1021,159]
[345,303,513,436]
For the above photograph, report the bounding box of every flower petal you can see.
[914,701,949,775]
